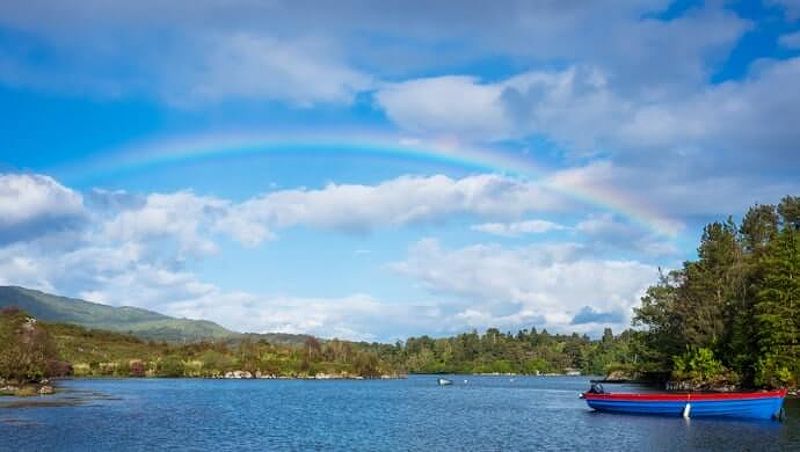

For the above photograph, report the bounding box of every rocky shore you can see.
[664,380,738,392]
[0,378,54,397]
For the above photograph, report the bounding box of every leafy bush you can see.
[672,347,738,387]
[755,355,793,388]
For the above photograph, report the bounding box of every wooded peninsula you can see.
[2,195,798,395]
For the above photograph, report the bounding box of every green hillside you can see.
[0,286,306,344]
[0,309,396,383]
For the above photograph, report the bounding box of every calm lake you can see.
[2,376,798,451]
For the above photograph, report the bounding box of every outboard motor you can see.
[589,383,605,394]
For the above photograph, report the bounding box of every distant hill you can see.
[0,286,310,345]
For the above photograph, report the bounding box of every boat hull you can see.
[582,390,787,420]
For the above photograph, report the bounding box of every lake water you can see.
[2,376,799,451]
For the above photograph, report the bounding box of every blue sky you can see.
[1,0,800,341]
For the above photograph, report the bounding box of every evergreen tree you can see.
[753,225,800,387]
[676,220,742,352]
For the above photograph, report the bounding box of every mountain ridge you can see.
[0,286,309,344]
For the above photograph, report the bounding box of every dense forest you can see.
[3,195,798,391]
[633,195,800,389]
[374,327,640,376]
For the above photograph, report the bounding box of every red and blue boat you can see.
[580,385,787,420]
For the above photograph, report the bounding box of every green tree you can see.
[633,270,683,370]
[754,226,800,387]
[677,220,742,351]
[778,196,800,230]
[741,204,779,253]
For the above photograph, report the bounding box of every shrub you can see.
[755,355,793,388]
[157,356,185,377]
[672,347,738,387]
[0,310,61,383]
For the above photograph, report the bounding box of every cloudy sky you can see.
[1,0,799,341]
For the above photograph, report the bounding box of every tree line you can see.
[373,327,640,376]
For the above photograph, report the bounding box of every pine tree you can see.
[676,220,742,352]
[754,209,800,387]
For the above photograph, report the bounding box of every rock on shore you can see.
[0,379,55,397]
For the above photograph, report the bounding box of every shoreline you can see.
[27,371,592,387]
[1,382,54,397]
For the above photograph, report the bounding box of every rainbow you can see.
[56,131,680,236]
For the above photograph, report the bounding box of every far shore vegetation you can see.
[2,195,798,393]
[0,305,636,386]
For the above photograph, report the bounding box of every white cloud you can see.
[92,174,560,253]
[0,171,584,248]
[377,56,800,163]
[0,174,85,244]
[0,173,84,229]
[501,66,628,151]
[471,219,566,237]
[375,76,511,139]
[169,33,373,106]
[221,174,566,241]
[374,66,621,148]
[103,191,225,256]
[390,238,658,333]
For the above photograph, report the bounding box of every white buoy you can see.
[683,403,691,419]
